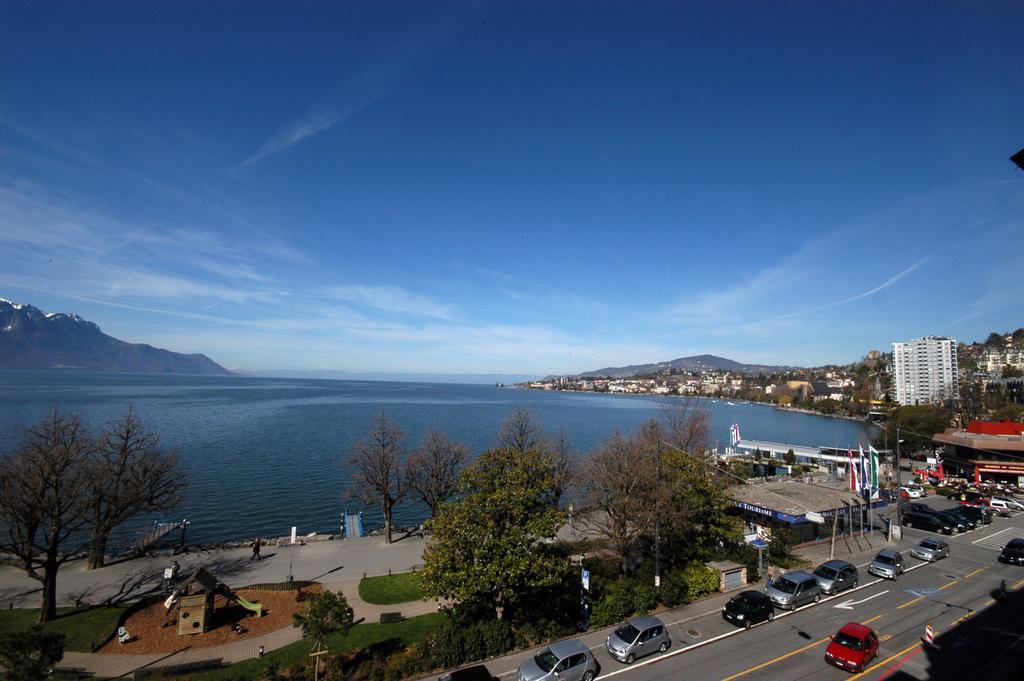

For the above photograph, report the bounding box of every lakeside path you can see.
[0,533,428,610]
[1,534,439,678]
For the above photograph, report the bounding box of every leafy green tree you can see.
[649,422,743,568]
[292,590,353,678]
[0,625,64,681]
[1002,365,1023,378]
[876,405,953,453]
[784,449,796,466]
[420,447,566,621]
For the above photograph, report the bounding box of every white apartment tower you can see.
[892,336,958,405]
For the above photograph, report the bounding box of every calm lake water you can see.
[0,371,875,545]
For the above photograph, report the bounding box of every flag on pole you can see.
[868,446,880,499]
[858,445,869,499]
[847,449,858,492]
[729,423,741,447]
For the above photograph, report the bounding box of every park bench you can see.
[379,611,404,624]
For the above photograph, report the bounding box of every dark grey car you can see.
[606,615,670,664]
[910,538,950,562]
[868,549,904,579]
[517,639,597,681]
[812,560,859,595]
[765,571,822,610]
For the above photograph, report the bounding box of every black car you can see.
[958,504,994,525]
[900,502,937,516]
[932,511,967,533]
[902,511,952,534]
[943,508,977,531]
[722,590,775,629]
[998,538,1024,566]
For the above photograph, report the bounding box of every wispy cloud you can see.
[237,24,450,170]
[759,258,927,324]
[320,284,455,320]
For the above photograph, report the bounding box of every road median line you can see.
[718,636,830,681]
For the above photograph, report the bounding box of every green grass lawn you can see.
[190,611,444,679]
[358,571,424,605]
[0,605,127,652]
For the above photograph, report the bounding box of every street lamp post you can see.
[654,441,661,589]
[891,430,904,541]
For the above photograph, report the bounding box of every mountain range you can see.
[575,354,798,378]
[0,297,230,375]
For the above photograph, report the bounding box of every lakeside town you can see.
[523,330,1024,426]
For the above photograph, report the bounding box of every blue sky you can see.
[1,1,1022,377]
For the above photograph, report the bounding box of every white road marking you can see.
[833,590,889,610]
[972,527,1023,550]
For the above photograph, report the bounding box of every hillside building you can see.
[892,336,958,405]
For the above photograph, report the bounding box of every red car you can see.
[824,622,879,673]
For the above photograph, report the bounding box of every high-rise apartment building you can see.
[891,336,958,405]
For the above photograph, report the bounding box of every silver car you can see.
[867,549,904,579]
[910,538,950,562]
[518,639,598,681]
[765,570,822,610]
[812,560,859,595]
[992,495,1024,512]
[606,615,670,664]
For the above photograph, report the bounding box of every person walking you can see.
[251,537,261,561]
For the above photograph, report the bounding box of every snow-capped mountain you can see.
[0,297,230,375]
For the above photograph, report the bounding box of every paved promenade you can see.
[0,533,434,678]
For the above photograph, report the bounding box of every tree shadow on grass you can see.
[334,638,405,676]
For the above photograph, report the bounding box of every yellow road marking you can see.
[897,596,922,609]
[719,637,830,681]
[848,641,921,680]
[937,579,958,591]
[719,614,884,681]
[880,634,893,642]
[964,567,986,579]
[984,599,994,607]
[1013,578,1024,590]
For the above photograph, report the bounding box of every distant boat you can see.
[727,401,736,406]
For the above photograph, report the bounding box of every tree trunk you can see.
[87,528,110,570]
[383,501,393,544]
[39,561,58,623]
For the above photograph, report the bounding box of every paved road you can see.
[464,496,1024,681]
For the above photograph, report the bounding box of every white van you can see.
[990,497,1023,515]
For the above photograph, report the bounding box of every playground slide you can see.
[232,594,263,617]
[214,584,263,617]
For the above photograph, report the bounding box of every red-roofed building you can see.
[933,421,1024,484]
[967,420,1024,436]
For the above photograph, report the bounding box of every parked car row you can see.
[489,531,1022,681]
[900,500,995,534]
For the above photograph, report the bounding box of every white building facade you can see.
[892,336,958,405]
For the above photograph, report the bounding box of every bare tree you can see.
[545,428,577,510]
[0,410,92,622]
[84,408,187,569]
[497,407,541,454]
[660,397,710,453]
[579,430,652,574]
[348,410,406,544]
[405,428,468,520]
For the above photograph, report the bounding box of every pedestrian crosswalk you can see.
[971,526,1024,551]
